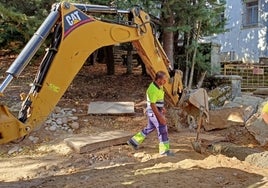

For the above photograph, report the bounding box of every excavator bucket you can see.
[179,88,209,123]
[0,105,28,144]
[188,88,209,122]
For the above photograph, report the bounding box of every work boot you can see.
[161,150,175,156]
[127,139,138,150]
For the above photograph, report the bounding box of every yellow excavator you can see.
[0,2,209,144]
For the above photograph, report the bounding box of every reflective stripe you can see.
[131,131,146,145]
[156,100,164,107]
[159,141,170,154]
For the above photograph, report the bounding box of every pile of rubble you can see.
[208,85,232,109]
[44,106,80,134]
[206,93,268,146]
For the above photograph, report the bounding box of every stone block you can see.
[64,130,132,153]
[88,101,135,114]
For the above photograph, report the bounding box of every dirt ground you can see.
[0,55,268,188]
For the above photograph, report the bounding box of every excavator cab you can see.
[0,2,209,144]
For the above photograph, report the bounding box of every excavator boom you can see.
[0,2,206,144]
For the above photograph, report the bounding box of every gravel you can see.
[45,106,80,133]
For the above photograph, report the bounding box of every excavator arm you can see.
[0,2,201,144]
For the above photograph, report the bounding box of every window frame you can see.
[242,0,259,28]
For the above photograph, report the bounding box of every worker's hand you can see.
[158,116,167,125]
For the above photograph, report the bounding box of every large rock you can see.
[205,106,255,131]
[245,151,268,168]
[209,142,262,161]
[224,95,263,110]
[205,109,241,131]
[205,108,239,131]
[208,85,232,109]
[224,95,263,125]
[205,95,263,131]
[246,114,268,146]
[226,105,255,125]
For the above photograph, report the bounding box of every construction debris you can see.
[204,95,264,131]
[88,101,135,114]
[224,95,263,110]
[209,142,262,161]
[208,85,232,109]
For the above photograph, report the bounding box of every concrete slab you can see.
[88,101,135,114]
[64,130,133,153]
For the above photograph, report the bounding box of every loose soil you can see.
[0,55,268,188]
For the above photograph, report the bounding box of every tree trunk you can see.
[162,15,174,68]
[184,32,190,87]
[188,21,202,89]
[105,45,114,75]
[173,31,179,69]
[162,1,174,68]
[126,44,133,74]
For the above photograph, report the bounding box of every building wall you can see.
[212,0,268,63]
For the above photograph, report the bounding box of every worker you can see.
[262,102,268,124]
[127,71,174,156]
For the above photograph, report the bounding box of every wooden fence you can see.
[221,63,268,90]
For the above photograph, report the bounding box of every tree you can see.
[114,0,226,83]
[0,0,57,51]
[0,0,226,83]
[161,0,175,67]
[0,3,30,49]
[170,0,226,88]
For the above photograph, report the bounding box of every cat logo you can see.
[65,11,82,26]
[63,10,94,38]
